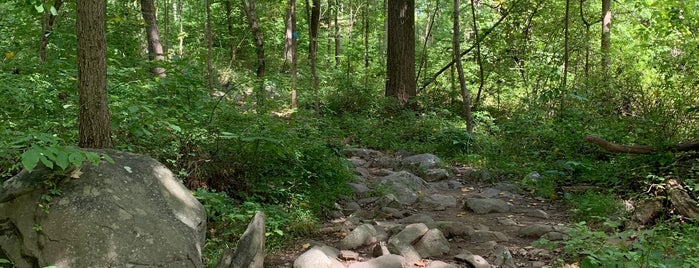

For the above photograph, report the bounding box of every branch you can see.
[418,3,512,92]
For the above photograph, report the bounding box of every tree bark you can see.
[385,0,416,105]
[40,0,64,63]
[561,0,570,112]
[469,0,484,110]
[601,0,611,83]
[77,0,112,149]
[334,0,341,66]
[140,0,167,77]
[309,0,321,113]
[286,0,298,108]
[454,0,472,132]
[666,179,699,221]
[242,0,265,77]
[416,1,438,87]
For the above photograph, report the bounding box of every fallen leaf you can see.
[461,187,470,192]
[302,243,310,249]
[456,212,466,217]
[414,260,426,267]
[70,168,83,179]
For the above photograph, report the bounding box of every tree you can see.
[453,0,472,132]
[308,0,321,113]
[241,0,265,77]
[285,0,299,108]
[77,0,112,148]
[600,0,611,83]
[140,0,166,77]
[385,0,416,105]
[40,0,64,63]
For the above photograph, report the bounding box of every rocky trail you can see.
[266,148,573,268]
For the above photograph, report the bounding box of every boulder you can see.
[519,224,555,239]
[387,223,429,263]
[0,150,206,268]
[400,153,443,171]
[465,198,513,214]
[339,224,379,249]
[293,246,344,268]
[413,229,450,258]
[342,148,383,159]
[378,171,430,205]
[217,211,265,268]
[423,169,449,182]
[470,230,509,242]
[454,252,491,268]
[348,254,404,268]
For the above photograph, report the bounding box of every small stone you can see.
[465,198,513,214]
[339,250,360,261]
[519,224,554,239]
[426,260,459,268]
[497,217,518,226]
[470,230,509,242]
[454,252,491,268]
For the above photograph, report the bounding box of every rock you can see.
[541,231,569,241]
[342,148,383,159]
[340,224,379,249]
[526,209,550,219]
[519,224,555,239]
[401,153,443,171]
[474,241,498,251]
[424,169,449,182]
[378,171,430,205]
[218,211,266,268]
[434,221,474,238]
[371,156,401,169]
[532,261,547,267]
[465,198,513,214]
[632,199,663,225]
[414,229,450,258]
[348,254,405,268]
[497,217,518,226]
[426,260,459,268]
[493,182,519,193]
[0,150,206,268]
[339,250,360,261]
[354,166,372,178]
[348,157,368,167]
[454,252,491,268]
[374,194,403,209]
[388,223,429,262]
[293,246,344,268]
[343,201,362,214]
[470,230,509,242]
[493,245,516,268]
[416,194,458,211]
[398,214,435,225]
[381,207,405,219]
[347,182,371,196]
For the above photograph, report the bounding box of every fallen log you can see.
[666,178,699,221]
[584,135,699,154]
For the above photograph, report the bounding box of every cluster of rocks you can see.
[290,148,572,268]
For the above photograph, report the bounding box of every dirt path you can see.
[266,149,572,268]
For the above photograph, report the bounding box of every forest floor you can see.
[265,150,575,268]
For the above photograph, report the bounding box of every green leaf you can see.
[68,152,84,167]
[101,154,115,164]
[34,4,44,13]
[0,258,12,264]
[85,152,101,165]
[54,152,69,170]
[22,149,41,172]
[49,6,57,16]
[39,155,54,169]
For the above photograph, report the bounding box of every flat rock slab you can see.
[348,254,405,268]
[465,198,513,214]
[293,247,344,268]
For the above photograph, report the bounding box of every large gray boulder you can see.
[217,211,266,268]
[0,150,206,268]
[378,171,430,205]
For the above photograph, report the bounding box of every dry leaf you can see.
[302,243,311,249]
[70,168,83,179]
[456,212,466,217]
[461,187,470,192]
[414,260,426,267]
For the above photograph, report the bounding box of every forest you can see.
[1,0,698,267]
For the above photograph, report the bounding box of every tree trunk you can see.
[40,0,64,63]
[416,1,438,88]
[77,0,112,149]
[584,135,699,154]
[140,0,167,77]
[286,0,299,108]
[601,0,611,83]
[385,0,416,105]
[163,0,170,60]
[242,0,265,77]
[334,0,341,66]
[309,0,321,113]
[454,0,472,132]
[469,0,484,110]
[205,0,214,92]
[177,0,184,56]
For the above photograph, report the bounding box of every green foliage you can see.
[538,221,699,268]
[568,191,624,228]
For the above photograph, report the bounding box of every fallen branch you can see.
[666,178,699,221]
[584,135,699,154]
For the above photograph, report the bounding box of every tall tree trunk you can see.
[225,0,236,65]
[177,0,184,56]
[140,0,167,77]
[326,0,333,66]
[385,0,416,105]
[309,0,321,113]
[40,0,64,63]
[453,0,472,132]
[363,1,369,69]
[334,0,341,66]
[241,0,265,77]
[345,0,355,77]
[205,0,214,92]
[286,0,299,108]
[601,0,611,83]
[77,0,112,149]
[469,0,484,110]
[163,0,169,59]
